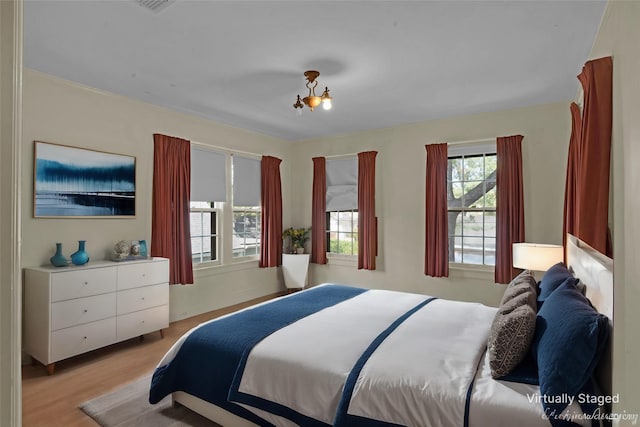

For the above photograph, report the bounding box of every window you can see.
[232,155,261,259]
[188,145,262,266]
[233,206,261,257]
[447,152,497,265]
[325,157,358,256]
[190,201,219,263]
[326,210,358,255]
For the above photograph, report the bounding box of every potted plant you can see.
[283,227,311,254]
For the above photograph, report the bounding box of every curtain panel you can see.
[562,102,582,253]
[424,143,449,277]
[495,135,525,284]
[311,157,328,264]
[259,156,283,268]
[151,134,194,285]
[357,151,378,270]
[576,56,613,257]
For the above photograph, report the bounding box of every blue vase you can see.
[139,239,148,258]
[71,240,90,265]
[50,243,68,267]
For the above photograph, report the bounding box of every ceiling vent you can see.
[135,0,176,13]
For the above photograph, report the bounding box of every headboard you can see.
[565,234,613,322]
[565,233,613,398]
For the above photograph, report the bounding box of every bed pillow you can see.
[500,269,537,307]
[537,262,574,303]
[498,351,539,385]
[531,278,610,417]
[488,278,537,379]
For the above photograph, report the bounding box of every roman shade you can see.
[191,147,226,202]
[233,155,261,207]
[326,157,357,212]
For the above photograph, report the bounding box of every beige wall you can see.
[290,101,571,307]
[22,69,293,321]
[589,0,640,420]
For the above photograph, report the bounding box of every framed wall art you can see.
[33,141,136,218]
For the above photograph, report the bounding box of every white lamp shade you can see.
[512,243,563,271]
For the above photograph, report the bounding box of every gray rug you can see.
[80,375,220,427]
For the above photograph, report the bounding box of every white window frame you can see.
[447,149,497,268]
[189,143,262,269]
[326,209,359,258]
[232,205,261,260]
[231,154,261,262]
[190,202,221,266]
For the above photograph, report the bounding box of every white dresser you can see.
[24,257,169,374]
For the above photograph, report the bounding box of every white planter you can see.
[282,254,310,290]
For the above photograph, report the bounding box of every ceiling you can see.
[23,1,607,141]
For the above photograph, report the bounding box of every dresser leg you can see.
[46,363,55,375]
[159,329,164,339]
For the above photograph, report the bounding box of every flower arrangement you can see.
[283,227,311,253]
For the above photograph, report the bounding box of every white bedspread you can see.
[230,290,502,426]
[158,285,595,427]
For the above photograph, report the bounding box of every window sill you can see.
[326,253,358,267]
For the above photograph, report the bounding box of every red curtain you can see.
[259,156,283,268]
[576,56,613,257]
[563,102,582,251]
[151,134,194,285]
[358,151,378,270]
[424,143,449,277]
[311,157,327,264]
[495,135,525,284]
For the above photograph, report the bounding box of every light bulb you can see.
[322,99,332,110]
[296,108,303,117]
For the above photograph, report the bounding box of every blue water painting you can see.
[34,142,136,217]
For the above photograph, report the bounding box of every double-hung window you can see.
[232,155,261,259]
[447,143,497,266]
[190,202,220,264]
[325,157,358,256]
[189,146,262,266]
[190,147,226,265]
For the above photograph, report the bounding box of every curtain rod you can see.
[190,140,262,159]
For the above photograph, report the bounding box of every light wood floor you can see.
[22,292,283,427]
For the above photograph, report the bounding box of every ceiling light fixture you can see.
[293,70,332,112]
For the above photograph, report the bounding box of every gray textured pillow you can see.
[500,270,537,306]
[488,270,538,379]
[488,303,537,378]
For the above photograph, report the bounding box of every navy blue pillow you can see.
[537,262,574,304]
[498,351,539,385]
[531,278,610,418]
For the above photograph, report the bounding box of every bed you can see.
[149,235,612,427]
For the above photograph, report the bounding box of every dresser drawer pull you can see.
[83,336,87,340]
[83,281,89,285]
[83,309,88,313]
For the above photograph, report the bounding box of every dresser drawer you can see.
[51,293,116,331]
[116,305,169,341]
[117,283,168,315]
[117,260,169,290]
[50,317,116,362]
[51,268,117,302]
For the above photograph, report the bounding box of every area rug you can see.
[80,375,220,427]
